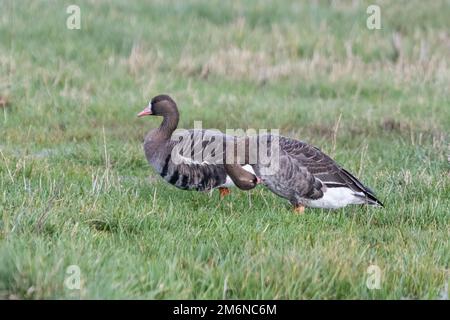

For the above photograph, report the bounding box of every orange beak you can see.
[137,106,152,117]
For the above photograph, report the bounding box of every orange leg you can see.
[219,187,231,199]
[293,204,305,214]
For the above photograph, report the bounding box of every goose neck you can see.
[158,111,179,139]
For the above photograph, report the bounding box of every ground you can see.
[0,0,449,299]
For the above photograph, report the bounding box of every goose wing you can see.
[160,129,233,191]
[170,129,230,166]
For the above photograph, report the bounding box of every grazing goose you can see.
[225,135,383,212]
[138,94,258,197]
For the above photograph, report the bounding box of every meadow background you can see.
[0,0,449,299]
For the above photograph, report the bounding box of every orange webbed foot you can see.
[293,205,305,214]
[219,187,231,199]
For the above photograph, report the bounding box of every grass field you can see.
[0,0,449,299]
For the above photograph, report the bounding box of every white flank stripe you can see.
[306,187,366,209]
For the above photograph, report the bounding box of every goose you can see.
[224,135,383,212]
[137,94,258,197]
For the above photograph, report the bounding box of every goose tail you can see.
[354,192,384,207]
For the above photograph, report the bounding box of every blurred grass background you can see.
[0,0,449,299]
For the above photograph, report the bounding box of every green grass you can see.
[0,0,449,299]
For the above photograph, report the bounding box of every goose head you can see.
[225,164,261,190]
[138,94,178,118]
[138,94,180,139]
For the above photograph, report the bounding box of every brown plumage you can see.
[225,135,384,210]
[138,94,258,193]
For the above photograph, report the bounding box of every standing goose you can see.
[225,135,383,212]
[138,94,258,197]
